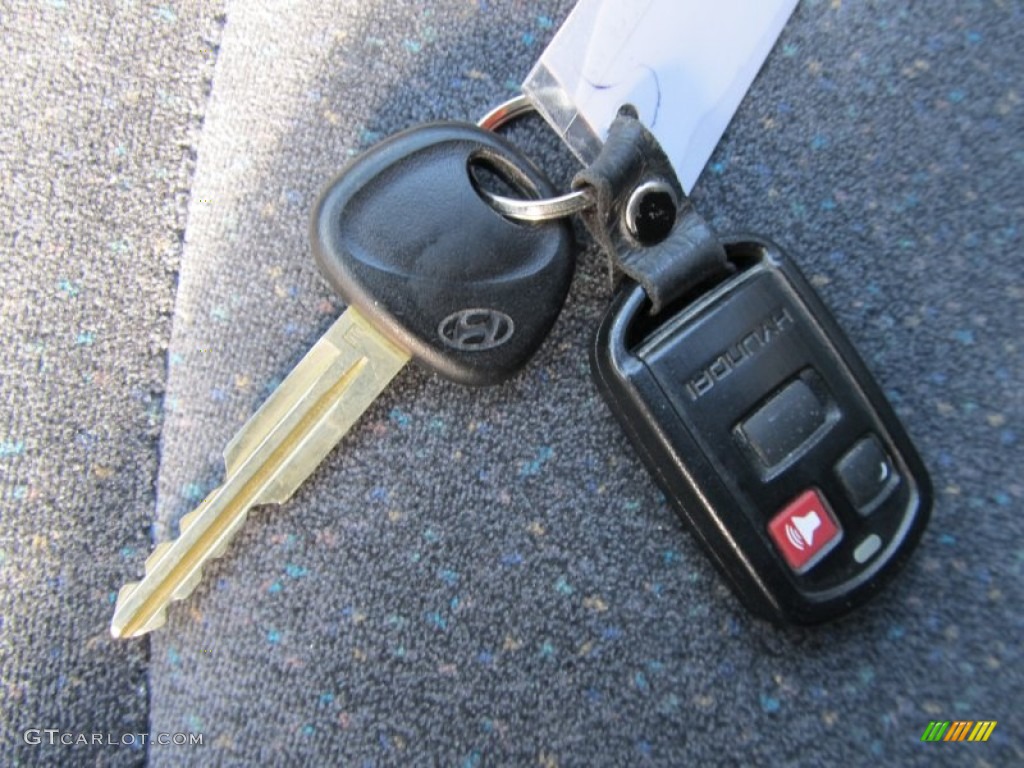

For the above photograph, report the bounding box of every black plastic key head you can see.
[312,122,574,386]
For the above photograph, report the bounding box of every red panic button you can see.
[768,489,842,573]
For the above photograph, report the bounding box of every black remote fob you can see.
[592,236,932,625]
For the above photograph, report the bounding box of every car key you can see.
[111,122,573,638]
[592,235,932,624]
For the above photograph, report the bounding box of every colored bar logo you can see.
[921,721,997,742]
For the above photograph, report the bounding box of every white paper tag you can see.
[523,0,798,192]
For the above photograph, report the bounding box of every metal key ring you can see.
[476,95,593,223]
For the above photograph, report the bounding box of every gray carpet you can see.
[1,2,224,766]
[2,1,1021,766]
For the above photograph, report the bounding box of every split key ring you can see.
[476,95,594,224]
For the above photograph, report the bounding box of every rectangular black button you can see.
[835,434,900,514]
[736,377,827,469]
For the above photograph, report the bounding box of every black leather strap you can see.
[572,107,731,315]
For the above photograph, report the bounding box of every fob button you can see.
[737,378,827,469]
[853,534,883,564]
[835,434,900,514]
[767,489,842,574]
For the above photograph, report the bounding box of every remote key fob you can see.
[592,236,932,625]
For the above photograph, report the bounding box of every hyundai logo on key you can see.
[438,309,515,351]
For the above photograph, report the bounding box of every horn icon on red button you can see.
[785,510,822,550]
[769,490,842,573]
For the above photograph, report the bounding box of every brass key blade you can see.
[111,308,409,638]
